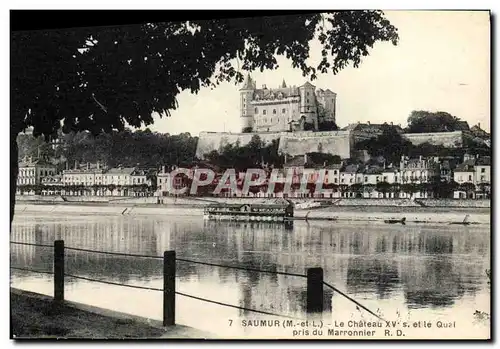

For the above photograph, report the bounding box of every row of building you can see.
[17,153,490,199]
[16,157,153,196]
[156,154,491,199]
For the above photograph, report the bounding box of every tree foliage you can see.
[12,12,398,139]
[406,111,467,133]
[10,11,399,225]
[318,120,339,131]
[305,152,341,167]
[355,125,412,165]
[18,129,199,169]
[204,135,284,171]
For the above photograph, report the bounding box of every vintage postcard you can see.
[9,10,491,340]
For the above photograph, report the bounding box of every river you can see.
[10,211,491,339]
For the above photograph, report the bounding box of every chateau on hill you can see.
[239,75,336,132]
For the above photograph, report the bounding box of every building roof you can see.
[240,74,256,90]
[454,121,470,131]
[106,167,135,175]
[19,158,55,168]
[252,86,300,100]
[455,160,475,172]
[476,156,491,166]
[470,124,490,138]
[364,166,384,175]
[299,81,315,89]
[131,169,150,176]
[341,164,360,174]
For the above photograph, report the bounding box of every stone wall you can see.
[196,130,353,159]
[403,131,464,147]
[195,130,470,160]
[278,131,352,158]
[195,131,282,158]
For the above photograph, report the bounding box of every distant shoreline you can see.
[14,199,490,225]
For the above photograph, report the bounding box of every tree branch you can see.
[92,93,108,113]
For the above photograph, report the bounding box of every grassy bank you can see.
[10,289,212,339]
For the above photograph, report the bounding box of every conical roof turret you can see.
[240,74,255,90]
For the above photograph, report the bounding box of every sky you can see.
[147,10,491,136]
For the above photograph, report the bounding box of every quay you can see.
[11,288,216,339]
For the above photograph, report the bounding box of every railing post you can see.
[306,267,323,313]
[54,240,65,303]
[163,250,176,326]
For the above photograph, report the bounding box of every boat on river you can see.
[203,198,294,223]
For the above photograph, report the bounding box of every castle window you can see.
[306,92,310,96]
[306,99,310,103]
[255,107,258,114]
[263,110,267,115]
[273,109,276,114]
[282,109,286,114]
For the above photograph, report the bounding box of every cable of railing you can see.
[176,258,306,278]
[64,273,163,292]
[9,241,54,248]
[64,246,163,260]
[176,291,303,320]
[10,266,54,275]
[322,281,386,322]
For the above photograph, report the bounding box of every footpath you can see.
[10,288,215,339]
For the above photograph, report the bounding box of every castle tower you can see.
[298,81,318,130]
[240,74,256,132]
[322,89,337,124]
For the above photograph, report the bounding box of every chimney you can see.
[304,153,308,164]
[478,122,481,129]
[284,154,288,164]
[367,121,370,125]
[87,162,90,170]
[390,121,393,126]
[419,155,422,162]
[262,84,267,89]
[66,161,69,170]
[97,161,100,170]
[74,160,78,169]
[162,165,166,173]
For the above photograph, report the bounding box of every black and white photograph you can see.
[8,9,491,340]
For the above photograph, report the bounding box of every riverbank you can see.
[10,288,214,339]
[16,195,491,208]
[14,202,490,225]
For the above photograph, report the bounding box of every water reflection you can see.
[11,215,490,325]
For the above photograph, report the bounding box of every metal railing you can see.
[10,240,385,325]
